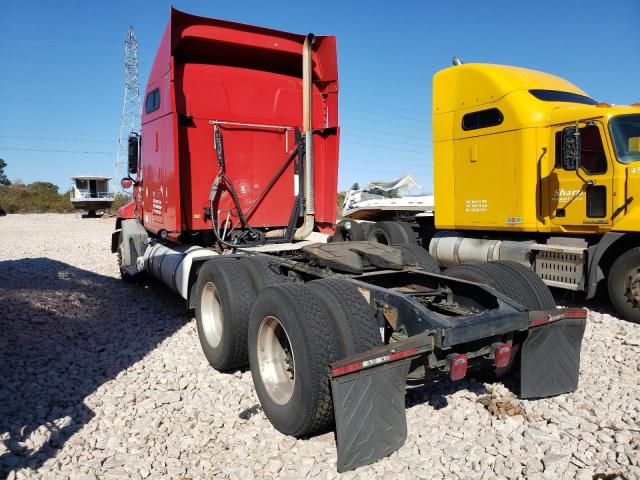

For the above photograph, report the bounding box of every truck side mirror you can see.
[562,126,581,171]
[128,134,140,175]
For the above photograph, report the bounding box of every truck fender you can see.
[115,200,136,230]
[120,219,149,269]
[187,257,214,310]
[586,232,627,299]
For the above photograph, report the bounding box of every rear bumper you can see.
[330,308,587,472]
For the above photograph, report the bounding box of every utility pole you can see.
[115,26,142,192]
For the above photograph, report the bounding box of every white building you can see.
[70,176,114,216]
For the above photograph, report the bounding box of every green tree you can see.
[0,159,11,186]
[27,182,61,212]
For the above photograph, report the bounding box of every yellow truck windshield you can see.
[610,114,640,164]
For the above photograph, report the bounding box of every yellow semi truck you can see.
[339,61,640,322]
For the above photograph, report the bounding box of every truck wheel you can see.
[608,247,640,324]
[367,221,414,245]
[195,258,257,371]
[248,283,340,436]
[445,261,554,378]
[307,278,382,356]
[393,244,440,273]
[445,261,555,310]
[238,255,286,292]
[331,220,365,242]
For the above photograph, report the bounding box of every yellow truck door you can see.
[548,122,613,231]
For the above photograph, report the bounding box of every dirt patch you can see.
[592,473,628,480]
[476,394,528,420]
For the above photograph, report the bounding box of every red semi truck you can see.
[113,9,587,471]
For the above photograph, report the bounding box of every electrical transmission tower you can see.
[115,26,142,190]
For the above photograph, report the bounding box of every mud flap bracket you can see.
[520,317,586,399]
[332,359,411,472]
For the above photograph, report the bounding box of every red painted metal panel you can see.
[138,8,339,237]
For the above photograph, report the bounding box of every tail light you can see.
[448,354,468,381]
[492,343,512,368]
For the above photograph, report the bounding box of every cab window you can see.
[145,88,160,114]
[556,125,607,174]
[462,108,503,131]
[579,125,607,174]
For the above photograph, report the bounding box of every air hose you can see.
[208,126,265,248]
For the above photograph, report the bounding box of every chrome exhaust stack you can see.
[294,33,316,240]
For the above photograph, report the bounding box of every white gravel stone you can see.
[1,213,639,480]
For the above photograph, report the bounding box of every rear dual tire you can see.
[445,261,556,377]
[445,260,556,311]
[248,280,381,436]
[195,258,257,371]
[393,243,440,273]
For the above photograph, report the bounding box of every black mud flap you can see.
[520,317,586,399]
[331,359,411,472]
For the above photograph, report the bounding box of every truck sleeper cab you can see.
[339,61,640,323]
[114,11,587,471]
[429,62,640,322]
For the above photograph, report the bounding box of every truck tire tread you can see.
[307,278,382,357]
[238,255,285,292]
[393,244,440,273]
[446,261,555,311]
[195,258,257,371]
[249,283,340,436]
[367,221,410,245]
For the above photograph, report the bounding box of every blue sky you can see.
[1,0,638,193]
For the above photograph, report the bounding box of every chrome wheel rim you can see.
[626,269,640,306]
[201,282,223,348]
[257,315,295,405]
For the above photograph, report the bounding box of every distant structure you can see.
[115,26,142,190]
[70,176,114,217]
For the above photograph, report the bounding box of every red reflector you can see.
[495,344,512,368]
[331,347,417,377]
[388,348,417,362]
[530,316,550,326]
[332,362,363,377]
[449,354,468,381]
[562,308,588,319]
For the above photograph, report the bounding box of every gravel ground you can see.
[0,213,639,480]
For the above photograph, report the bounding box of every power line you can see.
[346,132,431,149]
[0,41,118,49]
[0,147,112,155]
[345,97,429,116]
[0,135,113,144]
[342,101,428,122]
[342,112,430,131]
[344,125,430,142]
[344,157,430,168]
[347,140,427,154]
[342,106,428,123]
[2,127,117,138]
[340,166,432,175]
[0,21,74,32]
[2,133,108,143]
